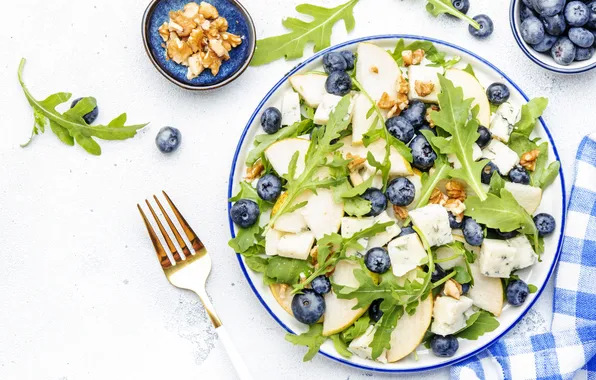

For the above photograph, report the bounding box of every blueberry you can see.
[71,97,99,124]
[386,177,416,206]
[311,275,331,295]
[506,280,529,306]
[451,0,470,14]
[533,0,566,16]
[565,1,590,26]
[521,16,546,44]
[256,174,282,202]
[541,14,566,36]
[398,226,416,237]
[322,52,348,74]
[463,217,484,246]
[386,116,415,143]
[461,283,470,294]
[486,83,511,106]
[481,162,500,185]
[469,14,494,39]
[576,46,596,61]
[364,247,391,274]
[155,126,182,153]
[340,50,356,70]
[521,4,538,21]
[531,34,558,52]
[431,335,459,357]
[522,0,534,8]
[569,27,595,47]
[534,213,556,236]
[431,264,448,282]
[369,299,384,322]
[230,199,260,228]
[362,188,387,217]
[409,134,437,171]
[476,126,492,149]
[261,107,282,134]
[325,71,352,96]
[490,228,519,239]
[417,124,437,136]
[291,289,325,324]
[551,37,577,65]
[448,212,463,229]
[586,1,596,29]
[509,165,531,184]
[403,100,427,129]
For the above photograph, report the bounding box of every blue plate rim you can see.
[509,0,596,75]
[141,0,257,90]
[227,34,567,373]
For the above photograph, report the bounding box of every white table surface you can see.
[1,0,593,379]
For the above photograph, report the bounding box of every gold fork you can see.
[138,191,253,380]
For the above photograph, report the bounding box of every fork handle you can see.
[216,325,253,380]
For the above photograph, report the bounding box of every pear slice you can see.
[323,260,368,336]
[301,188,344,240]
[265,138,310,178]
[406,170,423,211]
[504,182,542,215]
[356,43,402,102]
[467,262,504,317]
[367,139,413,176]
[289,73,327,107]
[386,295,433,362]
[445,69,490,127]
[351,94,375,145]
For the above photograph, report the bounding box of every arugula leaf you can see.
[463,64,477,79]
[252,0,360,66]
[246,119,313,165]
[453,265,472,284]
[455,311,500,340]
[18,59,147,155]
[229,224,264,256]
[330,334,352,358]
[265,256,312,285]
[344,197,372,217]
[285,324,327,361]
[429,75,488,201]
[508,133,560,190]
[370,305,403,359]
[513,97,548,137]
[528,284,538,293]
[341,314,370,343]
[244,256,269,273]
[340,176,374,198]
[426,0,481,29]
[230,181,273,210]
[489,172,505,196]
[539,161,560,190]
[391,39,448,66]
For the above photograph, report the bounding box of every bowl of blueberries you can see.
[510,0,596,73]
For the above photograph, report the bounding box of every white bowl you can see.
[510,0,596,74]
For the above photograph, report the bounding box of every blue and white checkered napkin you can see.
[451,134,596,380]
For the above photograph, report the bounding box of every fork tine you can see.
[162,191,205,253]
[145,200,183,263]
[153,195,192,258]
[137,204,173,269]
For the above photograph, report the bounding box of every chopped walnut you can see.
[187,28,204,53]
[402,50,413,66]
[445,180,466,201]
[202,48,222,75]
[396,93,409,113]
[520,149,541,171]
[187,53,205,79]
[169,10,197,37]
[415,80,435,97]
[370,65,379,73]
[444,279,463,300]
[167,36,193,64]
[426,105,439,127]
[183,2,200,18]
[221,32,242,48]
[445,199,466,223]
[393,205,408,220]
[310,246,319,266]
[397,76,409,95]
[158,22,170,41]
[199,1,219,19]
[346,153,367,172]
[386,105,399,119]
[211,17,228,32]
[412,49,425,65]
[429,187,448,206]
[245,161,264,180]
[209,39,229,59]
[377,92,396,110]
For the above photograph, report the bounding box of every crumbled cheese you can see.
[481,140,520,176]
[367,212,401,249]
[281,90,301,126]
[348,325,388,363]
[431,296,474,336]
[388,234,428,277]
[478,239,517,278]
[508,234,537,270]
[409,204,453,247]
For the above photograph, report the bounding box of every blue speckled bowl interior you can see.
[145,0,254,87]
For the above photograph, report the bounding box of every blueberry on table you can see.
[533,0,566,17]
[576,47,596,61]
[521,16,546,45]
[481,162,500,185]
[291,289,326,324]
[431,264,448,283]
[565,1,590,26]
[521,4,538,21]
[534,213,556,236]
[409,134,437,171]
[362,188,388,217]
[448,212,463,229]
[506,279,529,306]
[340,50,356,70]
[451,0,470,14]
[261,107,282,135]
[490,228,519,240]
[551,37,577,65]
[463,217,484,246]
[369,299,384,322]
[155,126,181,153]
[364,247,391,274]
[531,34,558,52]
[386,177,416,207]
[486,83,511,106]
[70,97,99,124]
[509,165,531,185]
[325,71,352,96]
[322,52,348,74]
[461,283,470,294]
[403,100,427,129]
[311,275,331,295]
[431,335,459,357]
[476,126,492,149]
[469,15,494,39]
[386,116,415,143]
[230,199,260,228]
[541,14,566,36]
[257,174,282,202]
[398,226,416,237]
[569,27,595,48]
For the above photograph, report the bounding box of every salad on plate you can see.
[228,39,560,364]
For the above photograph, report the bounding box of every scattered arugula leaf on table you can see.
[18,59,148,155]
[285,323,327,361]
[455,311,500,340]
[426,0,481,29]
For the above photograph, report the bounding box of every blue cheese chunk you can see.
[281,90,301,126]
[313,93,353,125]
[431,296,474,336]
[508,235,537,270]
[341,217,374,257]
[478,239,517,278]
[489,103,519,143]
[409,204,453,247]
[367,212,401,249]
[481,140,520,175]
[276,231,315,260]
[388,234,428,277]
[348,325,388,363]
[435,244,465,270]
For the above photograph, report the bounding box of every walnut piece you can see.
[245,161,264,180]
[445,199,466,223]
[169,10,197,37]
[393,205,409,220]
[397,76,409,95]
[426,105,439,127]
[183,2,200,18]
[346,153,367,172]
[429,187,448,206]
[221,32,242,48]
[370,65,379,73]
[415,80,435,97]
[310,246,319,266]
[444,279,463,300]
[445,180,466,201]
[187,28,204,53]
[167,36,193,64]
[209,39,229,59]
[202,48,222,75]
[520,149,541,171]
[396,93,409,113]
[199,1,219,19]
[187,53,205,79]
[377,92,396,110]
[212,17,228,32]
[412,49,425,65]
[158,22,170,41]
[402,50,413,66]
[386,105,399,119]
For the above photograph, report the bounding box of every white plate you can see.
[227,35,567,373]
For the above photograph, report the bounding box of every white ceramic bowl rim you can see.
[227,34,567,373]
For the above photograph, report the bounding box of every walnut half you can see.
[415,80,435,97]
[520,149,540,171]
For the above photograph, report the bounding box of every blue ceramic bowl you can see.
[142,0,256,90]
